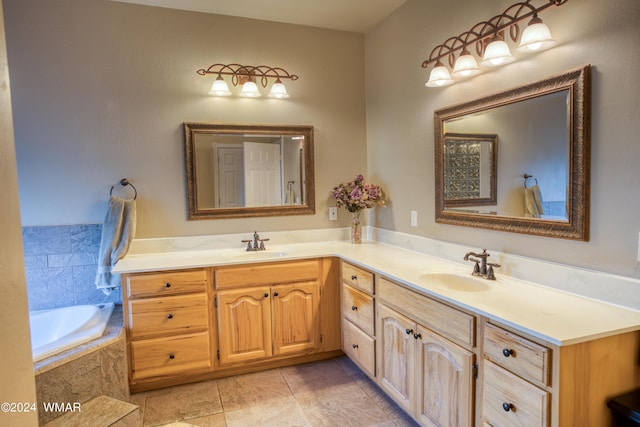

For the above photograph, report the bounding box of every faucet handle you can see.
[259,238,270,250]
[486,263,500,280]
[241,239,253,251]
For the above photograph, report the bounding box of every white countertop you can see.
[114,240,640,347]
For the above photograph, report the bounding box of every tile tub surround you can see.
[22,224,121,310]
[35,306,129,425]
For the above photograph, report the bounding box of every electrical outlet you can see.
[410,210,418,227]
[329,207,338,221]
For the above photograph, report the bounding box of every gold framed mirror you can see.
[184,123,315,219]
[434,65,591,240]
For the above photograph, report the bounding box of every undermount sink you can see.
[419,272,492,292]
[233,250,289,259]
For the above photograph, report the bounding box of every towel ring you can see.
[523,174,538,188]
[110,178,137,200]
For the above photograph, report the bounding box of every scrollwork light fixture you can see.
[422,0,568,88]
[197,63,299,99]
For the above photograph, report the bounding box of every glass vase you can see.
[350,211,362,244]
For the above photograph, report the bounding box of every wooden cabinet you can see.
[122,268,213,385]
[377,277,476,427]
[216,260,322,366]
[340,262,377,377]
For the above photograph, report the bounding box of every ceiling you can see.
[112,0,408,33]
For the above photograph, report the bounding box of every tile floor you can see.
[129,356,420,427]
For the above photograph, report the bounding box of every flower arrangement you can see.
[331,174,385,213]
[332,174,384,244]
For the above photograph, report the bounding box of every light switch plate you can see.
[329,207,338,221]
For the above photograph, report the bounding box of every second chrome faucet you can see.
[463,249,500,280]
[242,231,270,251]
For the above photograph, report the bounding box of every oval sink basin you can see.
[233,251,289,259]
[419,273,491,292]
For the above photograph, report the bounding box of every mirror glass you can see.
[434,65,590,240]
[184,123,315,219]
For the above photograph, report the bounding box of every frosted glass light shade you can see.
[452,53,481,78]
[425,64,454,87]
[239,80,261,97]
[268,80,290,98]
[518,20,556,52]
[481,39,516,67]
[208,77,232,96]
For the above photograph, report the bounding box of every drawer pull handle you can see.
[167,314,173,319]
[351,305,358,311]
[273,291,279,297]
[406,328,413,335]
[351,275,357,280]
[352,344,359,349]
[502,402,514,412]
[414,333,422,340]
[169,354,175,360]
[165,282,171,288]
[264,292,269,298]
[502,348,514,357]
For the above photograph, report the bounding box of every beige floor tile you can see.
[296,383,391,427]
[129,391,148,423]
[224,396,310,427]
[281,359,354,395]
[176,412,227,427]
[143,380,222,426]
[218,368,292,412]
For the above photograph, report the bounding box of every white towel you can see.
[524,185,544,218]
[95,196,136,295]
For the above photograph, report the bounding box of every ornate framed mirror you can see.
[184,123,315,219]
[434,65,591,240]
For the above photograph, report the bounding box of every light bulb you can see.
[481,38,515,67]
[518,16,556,52]
[239,80,261,97]
[452,51,481,78]
[425,62,454,87]
[268,79,290,98]
[208,76,232,96]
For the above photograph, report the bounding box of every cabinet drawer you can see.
[131,331,211,380]
[341,283,374,336]
[483,361,549,427]
[215,260,319,289]
[484,323,550,386]
[341,262,374,294]
[126,269,208,298]
[128,293,208,339]
[342,319,375,377]
[378,277,475,348]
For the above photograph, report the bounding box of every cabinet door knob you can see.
[165,282,171,288]
[502,402,514,412]
[167,313,173,319]
[273,291,279,297]
[263,292,269,298]
[351,275,357,280]
[351,305,358,311]
[169,354,175,360]
[414,333,422,340]
[352,344,359,349]
[406,328,413,335]
[502,348,514,357]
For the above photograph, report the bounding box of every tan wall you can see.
[0,1,38,424]
[365,0,640,276]
[4,0,367,236]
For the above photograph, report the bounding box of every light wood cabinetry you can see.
[340,262,377,378]
[377,277,476,427]
[122,269,213,385]
[215,259,324,366]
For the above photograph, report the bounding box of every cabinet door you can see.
[416,326,474,427]
[378,304,416,413]
[217,287,272,365]
[272,281,320,356]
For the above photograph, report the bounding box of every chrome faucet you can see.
[241,231,270,251]
[463,249,500,280]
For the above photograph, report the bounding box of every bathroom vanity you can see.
[115,240,640,426]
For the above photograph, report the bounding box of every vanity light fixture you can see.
[197,63,298,99]
[423,0,567,88]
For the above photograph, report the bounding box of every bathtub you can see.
[30,303,115,362]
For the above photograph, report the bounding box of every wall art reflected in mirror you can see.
[434,65,591,240]
[184,123,315,219]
